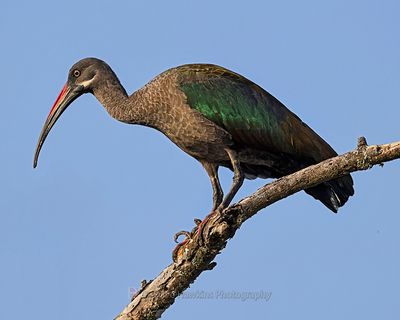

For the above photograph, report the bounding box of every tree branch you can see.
[115,138,400,320]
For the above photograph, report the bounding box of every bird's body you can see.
[34,58,354,213]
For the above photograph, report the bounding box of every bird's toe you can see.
[173,230,192,243]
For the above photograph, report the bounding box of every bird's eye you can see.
[73,69,81,77]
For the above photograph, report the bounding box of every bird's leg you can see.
[201,162,223,211]
[173,154,243,260]
[173,163,224,259]
[185,162,222,244]
[217,148,244,211]
[195,150,244,245]
[173,162,221,244]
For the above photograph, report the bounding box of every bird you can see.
[34,58,354,214]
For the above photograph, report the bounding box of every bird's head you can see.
[33,58,109,168]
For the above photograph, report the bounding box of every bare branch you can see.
[115,138,400,320]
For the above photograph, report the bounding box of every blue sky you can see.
[1,1,399,319]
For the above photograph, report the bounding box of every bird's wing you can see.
[177,64,337,163]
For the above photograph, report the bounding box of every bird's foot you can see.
[172,225,198,262]
[172,215,217,262]
[173,230,192,243]
[195,210,219,245]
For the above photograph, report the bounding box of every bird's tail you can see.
[305,174,354,213]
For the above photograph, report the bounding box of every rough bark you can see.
[115,138,400,320]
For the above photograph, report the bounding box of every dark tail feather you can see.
[305,174,355,213]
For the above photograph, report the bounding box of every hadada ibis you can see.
[34,58,354,213]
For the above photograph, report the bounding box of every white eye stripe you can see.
[78,76,95,88]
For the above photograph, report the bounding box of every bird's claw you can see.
[173,230,192,243]
[172,235,191,262]
[172,220,204,262]
[172,211,220,262]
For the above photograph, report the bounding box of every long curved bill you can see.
[33,83,83,168]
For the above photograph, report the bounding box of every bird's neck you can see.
[93,79,130,121]
[93,80,158,126]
